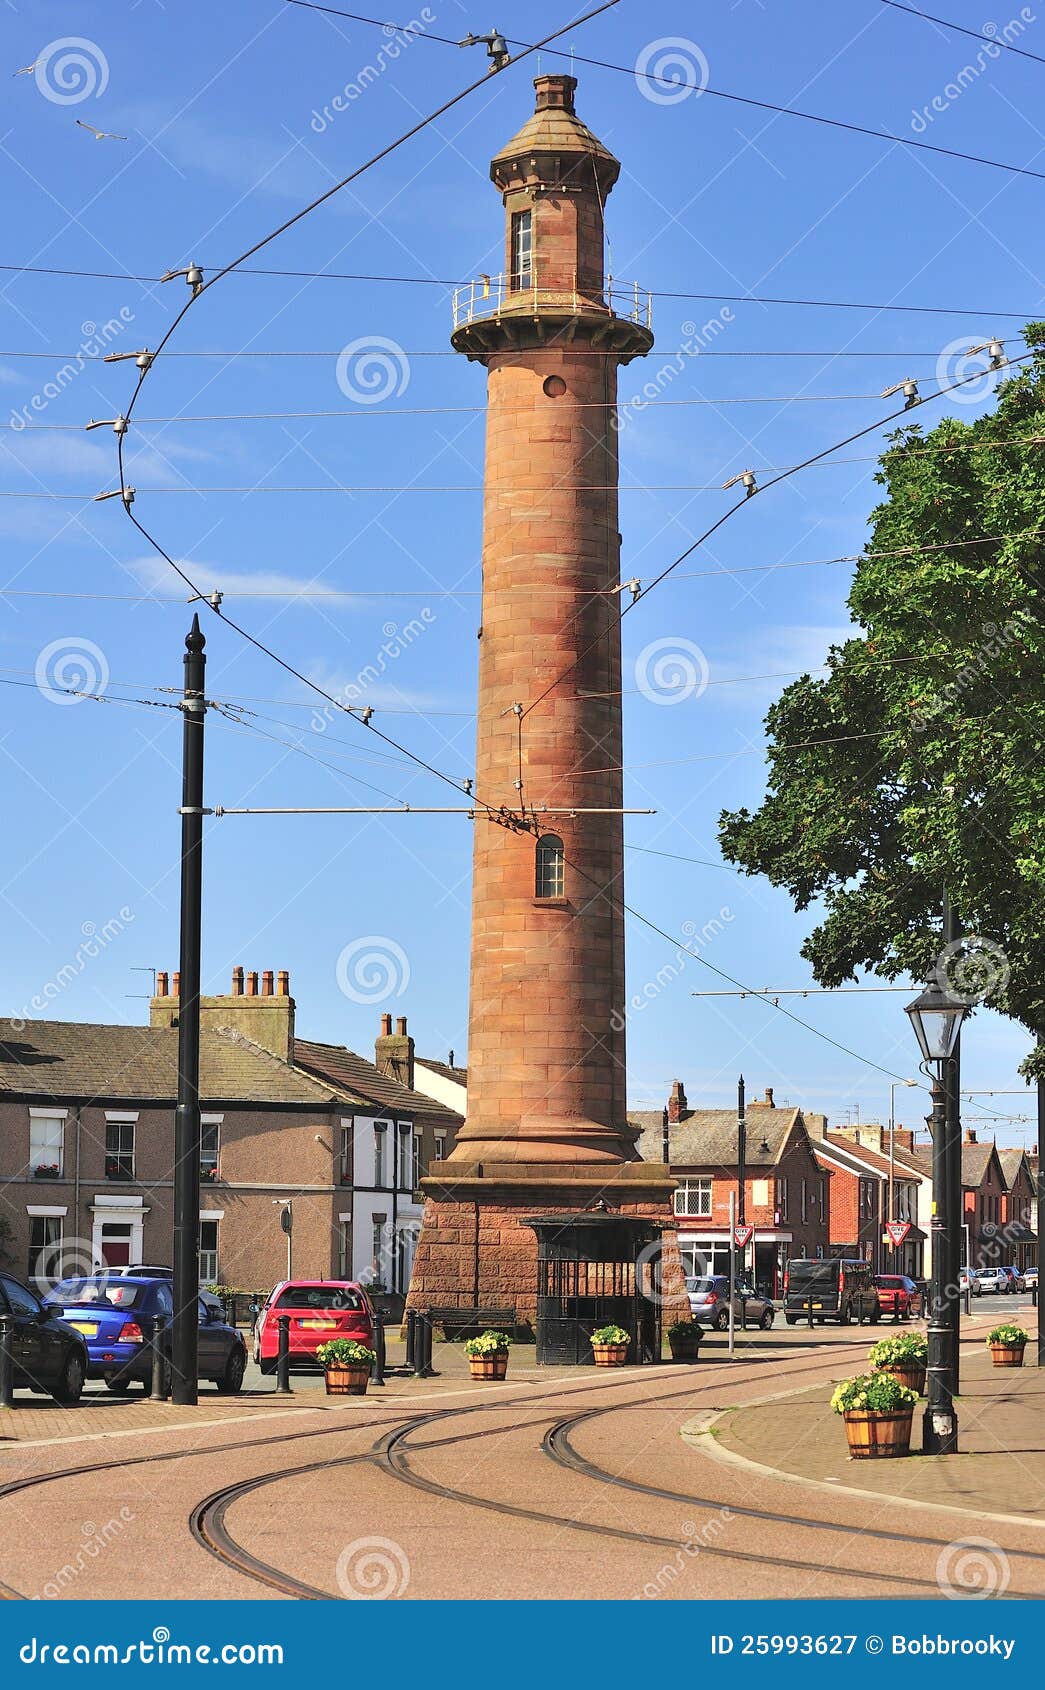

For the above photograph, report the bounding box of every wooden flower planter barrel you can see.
[591,1343,629,1368]
[842,1408,913,1459]
[990,1342,1026,1368]
[668,1330,704,1363]
[468,1352,508,1381]
[876,1362,926,1396]
[325,1363,370,1397]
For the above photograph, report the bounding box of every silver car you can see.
[686,1274,775,1330]
[973,1267,1007,1294]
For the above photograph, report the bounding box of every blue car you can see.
[45,1276,246,1394]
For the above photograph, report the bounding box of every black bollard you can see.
[0,1315,13,1409]
[275,1313,292,1394]
[151,1314,168,1401]
[370,1312,386,1387]
[412,1311,435,1378]
[404,1309,415,1370]
[807,1296,814,1332]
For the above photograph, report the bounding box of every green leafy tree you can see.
[719,325,1045,1066]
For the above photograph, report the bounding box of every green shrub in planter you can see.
[830,1373,917,1415]
[986,1323,1028,1348]
[315,1338,376,1368]
[667,1320,700,1340]
[868,1332,927,1369]
[463,1330,512,1358]
[591,1325,630,1346]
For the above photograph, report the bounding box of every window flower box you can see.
[33,1164,61,1180]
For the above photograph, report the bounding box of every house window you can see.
[858,1178,876,1220]
[373,1123,388,1188]
[199,1219,219,1284]
[339,1121,352,1184]
[818,1179,825,1221]
[105,1118,135,1180]
[200,1116,221,1178]
[535,834,565,898]
[338,1219,352,1279]
[776,1178,789,1220]
[674,1178,712,1218]
[371,1214,388,1287]
[396,1124,412,1190]
[510,208,532,289]
[414,1130,424,1184]
[434,1130,447,1163]
[28,1109,65,1178]
[27,1216,62,1286]
[801,1178,808,1223]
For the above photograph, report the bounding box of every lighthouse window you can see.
[535,834,565,899]
[510,209,532,289]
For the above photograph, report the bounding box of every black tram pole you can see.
[942,894,963,1394]
[171,614,206,1406]
[1038,1062,1045,1369]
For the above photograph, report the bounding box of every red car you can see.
[253,1280,375,1373]
[874,1274,923,1320]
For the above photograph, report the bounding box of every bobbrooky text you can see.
[893,1636,1015,1658]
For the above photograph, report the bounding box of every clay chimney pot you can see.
[231,966,244,997]
[276,970,290,996]
[157,971,169,997]
[262,969,274,997]
[172,971,180,998]
[380,1013,392,1037]
[246,971,258,997]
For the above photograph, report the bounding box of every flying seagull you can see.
[12,63,38,76]
[75,119,127,141]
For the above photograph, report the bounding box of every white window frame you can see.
[674,1177,712,1218]
[27,1212,64,1286]
[104,1111,138,1180]
[434,1130,447,1163]
[777,1177,789,1220]
[198,1216,219,1284]
[28,1107,67,1178]
[373,1122,389,1188]
[200,1113,222,1176]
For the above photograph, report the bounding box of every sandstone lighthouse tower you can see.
[408,75,682,1350]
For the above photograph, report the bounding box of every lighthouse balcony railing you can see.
[451,272,652,331]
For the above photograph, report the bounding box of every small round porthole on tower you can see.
[542,374,567,398]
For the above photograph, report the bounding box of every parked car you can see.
[1024,1265,1038,1291]
[253,1280,375,1372]
[685,1275,775,1330]
[997,1265,1026,1294]
[112,1264,173,1279]
[0,1272,87,1404]
[45,1275,246,1393]
[874,1274,923,1320]
[783,1258,880,1326]
[973,1267,1007,1294]
[959,1266,981,1297]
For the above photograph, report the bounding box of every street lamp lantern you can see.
[904,976,969,1067]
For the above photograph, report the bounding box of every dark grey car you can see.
[686,1274,775,1330]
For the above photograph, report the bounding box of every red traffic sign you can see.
[734,1223,754,1249]
[885,1221,910,1247]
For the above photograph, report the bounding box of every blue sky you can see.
[1,0,1042,1145]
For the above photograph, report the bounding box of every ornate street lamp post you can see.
[905,976,969,1455]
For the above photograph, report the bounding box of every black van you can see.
[783,1258,880,1326]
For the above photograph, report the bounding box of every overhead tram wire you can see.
[15,424,1045,495]
[272,0,1045,186]
[0,345,1018,361]
[0,261,1038,320]
[520,350,1039,724]
[5,527,1044,600]
[876,0,1045,67]
[108,1,621,826]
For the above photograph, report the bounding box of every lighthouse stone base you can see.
[405,1160,691,1340]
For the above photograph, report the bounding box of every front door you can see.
[100,1223,132,1267]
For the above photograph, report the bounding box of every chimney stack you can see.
[232,966,244,996]
[964,1127,977,1145]
[157,970,169,997]
[262,969,274,997]
[667,1079,687,1125]
[148,962,294,1061]
[376,1012,414,1092]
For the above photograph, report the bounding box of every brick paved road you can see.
[0,1318,1041,1601]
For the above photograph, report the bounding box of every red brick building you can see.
[810,1127,926,1277]
[632,1084,831,1295]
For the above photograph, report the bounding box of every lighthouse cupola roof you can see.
[490,74,620,196]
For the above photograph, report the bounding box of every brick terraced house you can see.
[631,1083,831,1296]
[0,971,459,1298]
